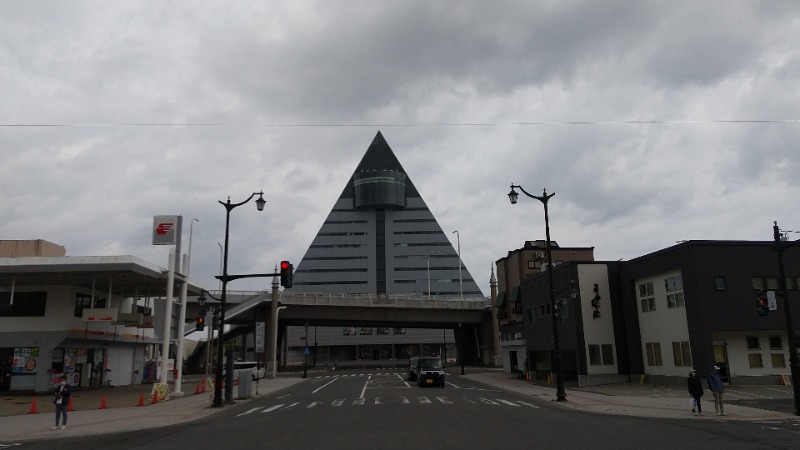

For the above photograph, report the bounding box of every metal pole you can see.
[303,323,309,378]
[213,202,232,407]
[453,231,463,300]
[773,221,800,415]
[508,185,566,401]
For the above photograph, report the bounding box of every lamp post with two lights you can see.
[212,191,266,407]
[508,184,566,402]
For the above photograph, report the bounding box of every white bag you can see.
[689,397,697,409]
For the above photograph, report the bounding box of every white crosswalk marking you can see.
[496,399,521,407]
[237,407,262,417]
[332,399,346,407]
[479,398,499,405]
[307,401,324,409]
[400,396,410,404]
[284,402,300,409]
[353,398,366,406]
[436,397,452,404]
[462,397,477,404]
[517,402,540,408]
[417,396,432,404]
[375,397,383,405]
[260,404,285,413]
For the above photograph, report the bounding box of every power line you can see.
[0,119,798,128]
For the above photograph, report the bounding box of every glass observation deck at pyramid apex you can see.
[287,131,484,300]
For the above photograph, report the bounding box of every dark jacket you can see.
[707,371,724,393]
[54,383,71,405]
[687,375,704,398]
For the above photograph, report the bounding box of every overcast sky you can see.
[2,1,799,296]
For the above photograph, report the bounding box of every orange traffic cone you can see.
[67,396,74,412]
[201,377,206,393]
[194,382,201,395]
[151,391,159,404]
[136,392,145,407]
[28,398,39,414]
[99,393,107,409]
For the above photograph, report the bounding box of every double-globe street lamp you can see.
[508,185,567,402]
[213,191,266,407]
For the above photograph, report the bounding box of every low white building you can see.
[0,240,203,393]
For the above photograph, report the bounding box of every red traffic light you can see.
[196,316,206,331]
[280,260,293,288]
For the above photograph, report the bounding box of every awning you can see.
[495,291,507,307]
[509,286,520,303]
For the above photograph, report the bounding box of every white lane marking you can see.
[332,399,346,407]
[307,401,324,409]
[353,398,365,406]
[260,404,285,413]
[375,397,383,405]
[436,397,452,404]
[284,402,300,410]
[237,407,262,417]
[463,397,477,404]
[479,398,499,405]
[313,377,339,394]
[517,401,540,408]
[496,399,521,407]
[359,375,372,399]
[418,396,432,404]
[400,396,410,404]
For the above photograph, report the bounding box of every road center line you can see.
[359,375,372,399]
[313,377,339,394]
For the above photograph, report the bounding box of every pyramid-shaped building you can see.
[284,132,484,362]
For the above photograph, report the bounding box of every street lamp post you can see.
[272,306,286,378]
[213,191,266,408]
[508,184,566,402]
[452,231,463,301]
[303,322,309,379]
[773,221,800,416]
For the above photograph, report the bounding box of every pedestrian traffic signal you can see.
[196,315,206,331]
[280,260,293,288]
[757,295,769,316]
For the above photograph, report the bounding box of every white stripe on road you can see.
[353,398,365,406]
[237,407,262,417]
[436,397,452,404]
[313,377,339,394]
[479,398,499,405]
[417,396,432,404]
[260,404,285,413]
[400,396,410,404]
[496,399,521,407]
[517,401,540,408]
[359,375,372,399]
[307,401,324,409]
[332,399,345,407]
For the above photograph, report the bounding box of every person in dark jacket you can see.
[52,376,71,430]
[707,365,726,416]
[687,369,704,416]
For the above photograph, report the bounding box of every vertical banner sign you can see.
[152,215,182,245]
[255,322,266,353]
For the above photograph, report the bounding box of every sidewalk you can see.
[0,376,304,442]
[463,371,799,421]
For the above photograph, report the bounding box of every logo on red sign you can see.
[155,223,174,235]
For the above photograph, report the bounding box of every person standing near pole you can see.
[707,365,727,416]
[52,376,71,429]
[687,369,704,416]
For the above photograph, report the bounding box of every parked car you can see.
[233,361,266,380]
[415,357,445,388]
[407,357,420,382]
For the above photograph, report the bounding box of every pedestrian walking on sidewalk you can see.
[52,377,71,429]
[707,365,726,416]
[687,369,704,416]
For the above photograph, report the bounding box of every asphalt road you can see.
[16,369,800,450]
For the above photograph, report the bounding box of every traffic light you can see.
[196,309,207,331]
[280,260,293,288]
[212,310,220,330]
[757,295,769,316]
